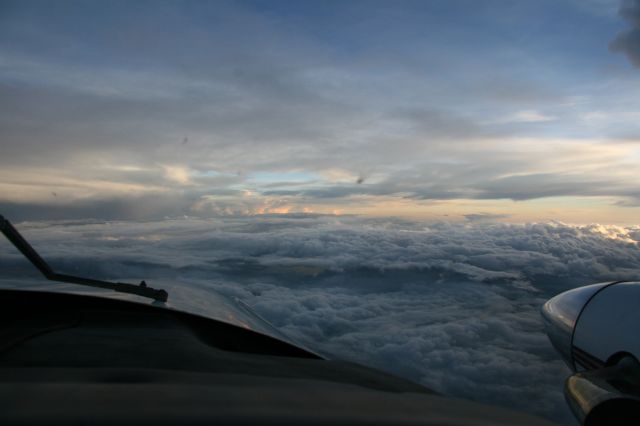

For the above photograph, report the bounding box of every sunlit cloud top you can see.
[1,0,639,223]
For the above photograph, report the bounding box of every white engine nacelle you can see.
[542,281,640,371]
[542,281,640,425]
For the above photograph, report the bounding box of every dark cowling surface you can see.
[0,289,554,425]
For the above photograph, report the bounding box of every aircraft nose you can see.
[541,282,610,370]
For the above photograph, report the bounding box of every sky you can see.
[1,0,640,223]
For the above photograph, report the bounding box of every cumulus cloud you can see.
[3,215,640,424]
[611,0,640,66]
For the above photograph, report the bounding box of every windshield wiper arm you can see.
[0,215,168,302]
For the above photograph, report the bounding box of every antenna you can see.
[0,215,168,302]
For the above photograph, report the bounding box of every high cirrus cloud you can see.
[2,215,639,425]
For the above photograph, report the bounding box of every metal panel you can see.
[573,281,640,365]
[541,282,610,369]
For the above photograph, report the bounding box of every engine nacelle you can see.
[542,281,640,425]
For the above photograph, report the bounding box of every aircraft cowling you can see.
[541,281,640,425]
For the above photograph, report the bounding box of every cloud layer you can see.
[611,0,640,66]
[2,215,640,424]
[1,1,640,221]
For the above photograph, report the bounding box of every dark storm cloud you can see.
[610,0,640,66]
